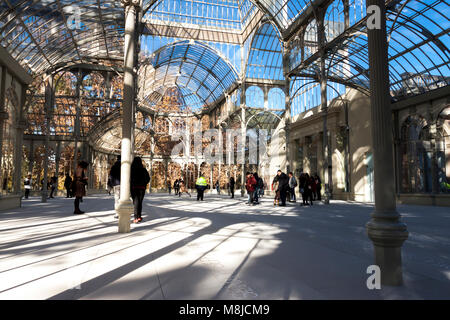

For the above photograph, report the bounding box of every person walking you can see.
[272,175,280,206]
[277,170,289,206]
[73,161,88,214]
[24,174,32,199]
[178,179,191,197]
[229,176,235,199]
[245,172,257,205]
[49,174,57,198]
[109,155,121,218]
[168,181,172,195]
[130,157,150,224]
[64,173,73,198]
[288,172,297,202]
[196,175,208,201]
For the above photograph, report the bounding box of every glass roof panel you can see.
[143,0,257,31]
[139,40,238,113]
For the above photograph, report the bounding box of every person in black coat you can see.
[276,170,289,206]
[109,155,121,218]
[229,177,235,198]
[64,173,72,198]
[130,157,150,223]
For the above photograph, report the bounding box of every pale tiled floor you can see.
[0,193,449,300]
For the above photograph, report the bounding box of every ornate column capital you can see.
[120,0,141,11]
[120,0,141,7]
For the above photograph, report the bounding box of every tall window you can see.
[400,116,432,193]
[245,86,264,108]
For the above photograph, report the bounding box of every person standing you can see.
[299,173,307,205]
[245,172,257,205]
[73,161,88,214]
[168,181,172,195]
[253,172,263,204]
[196,175,208,201]
[49,174,57,198]
[229,176,235,199]
[130,157,150,224]
[215,180,220,195]
[314,174,322,201]
[272,175,280,206]
[64,173,73,198]
[178,179,191,197]
[24,174,32,199]
[174,179,179,195]
[277,170,289,206]
[288,172,297,202]
[305,173,314,206]
[109,155,121,218]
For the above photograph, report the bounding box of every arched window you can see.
[324,0,345,42]
[246,23,283,80]
[245,86,264,108]
[304,19,318,59]
[400,116,432,193]
[82,72,105,98]
[54,71,77,96]
[349,0,366,26]
[267,87,285,110]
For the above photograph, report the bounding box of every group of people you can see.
[107,156,150,223]
[270,171,321,206]
[23,173,73,199]
[245,172,265,205]
[172,179,191,197]
[171,175,238,200]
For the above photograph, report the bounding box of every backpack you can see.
[257,177,264,189]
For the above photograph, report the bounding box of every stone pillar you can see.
[42,75,53,202]
[318,14,331,204]
[13,120,25,194]
[54,141,61,192]
[241,104,246,196]
[73,70,82,173]
[365,0,408,286]
[117,0,140,233]
[284,79,291,173]
[0,66,7,193]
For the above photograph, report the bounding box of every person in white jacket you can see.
[24,174,32,199]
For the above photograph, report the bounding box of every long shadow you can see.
[0,216,192,269]
[48,223,224,300]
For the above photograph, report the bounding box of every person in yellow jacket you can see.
[196,175,208,201]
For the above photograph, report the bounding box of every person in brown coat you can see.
[73,161,88,214]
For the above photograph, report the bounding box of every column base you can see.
[116,200,133,233]
[366,211,409,286]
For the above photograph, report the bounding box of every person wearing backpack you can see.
[130,157,150,224]
[288,172,297,202]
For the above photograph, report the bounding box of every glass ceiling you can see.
[143,0,257,31]
[138,40,238,114]
[0,0,124,74]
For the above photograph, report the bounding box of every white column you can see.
[117,0,140,233]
